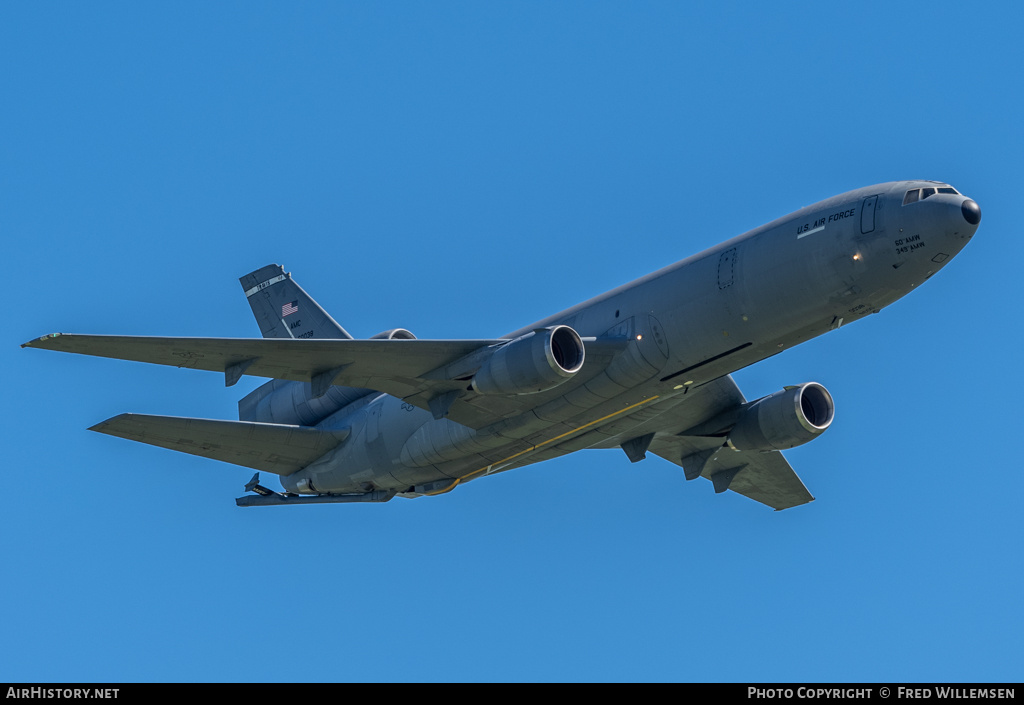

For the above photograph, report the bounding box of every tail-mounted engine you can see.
[471,325,586,396]
[238,328,417,426]
[370,329,417,340]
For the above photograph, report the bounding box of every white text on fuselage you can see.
[796,207,857,236]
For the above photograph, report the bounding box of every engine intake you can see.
[726,382,834,452]
[471,325,585,396]
[370,328,416,340]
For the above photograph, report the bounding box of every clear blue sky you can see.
[4,1,1021,682]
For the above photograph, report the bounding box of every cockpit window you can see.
[903,185,960,205]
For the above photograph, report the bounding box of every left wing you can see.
[23,333,627,430]
[592,375,815,510]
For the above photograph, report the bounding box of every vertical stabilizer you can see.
[239,264,353,340]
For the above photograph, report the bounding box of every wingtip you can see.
[21,332,63,349]
[88,413,133,434]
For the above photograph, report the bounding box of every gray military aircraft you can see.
[23,181,981,510]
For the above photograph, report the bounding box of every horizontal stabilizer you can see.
[89,414,349,476]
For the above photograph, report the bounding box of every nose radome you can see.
[962,199,981,225]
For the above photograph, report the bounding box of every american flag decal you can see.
[281,300,299,317]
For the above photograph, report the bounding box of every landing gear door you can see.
[861,195,878,234]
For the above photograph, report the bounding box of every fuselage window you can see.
[903,189,920,205]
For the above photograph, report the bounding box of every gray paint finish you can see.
[23,180,980,510]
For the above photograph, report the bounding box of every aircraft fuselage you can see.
[281,180,979,497]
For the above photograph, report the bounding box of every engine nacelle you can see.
[726,382,835,452]
[370,328,417,340]
[471,325,585,396]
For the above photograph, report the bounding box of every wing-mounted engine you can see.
[471,325,585,395]
[726,382,834,452]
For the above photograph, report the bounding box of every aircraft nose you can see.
[961,199,981,226]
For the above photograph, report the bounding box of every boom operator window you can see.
[903,185,960,205]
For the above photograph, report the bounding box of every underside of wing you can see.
[23,334,494,385]
[593,375,815,510]
[90,414,349,476]
[24,333,629,430]
[705,448,814,510]
[652,433,814,510]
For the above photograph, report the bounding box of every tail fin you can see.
[239,264,353,340]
